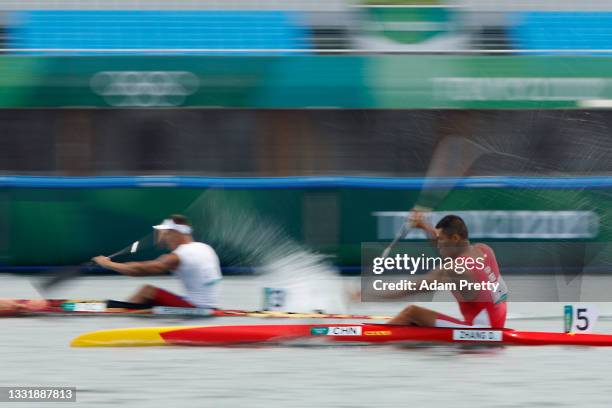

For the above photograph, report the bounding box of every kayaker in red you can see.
[387,213,508,328]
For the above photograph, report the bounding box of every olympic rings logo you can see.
[91,71,200,107]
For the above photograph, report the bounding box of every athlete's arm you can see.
[92,254,179,276]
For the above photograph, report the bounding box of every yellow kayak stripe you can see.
[70,326,201,347]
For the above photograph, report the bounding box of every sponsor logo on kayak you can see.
[364,330,392,336]
[310,326,363,336]
[61,302,76,311]
[452,330,502,342]
[61,302,107,312]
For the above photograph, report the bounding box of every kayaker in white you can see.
[92,214,222,309]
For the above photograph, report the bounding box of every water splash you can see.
[184,190,345,313]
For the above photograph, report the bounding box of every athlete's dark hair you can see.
[435,215,468,240]
[170,214,191,226]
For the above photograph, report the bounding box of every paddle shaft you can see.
[381,222,411,258]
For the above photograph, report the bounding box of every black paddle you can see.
[37,240,141,292]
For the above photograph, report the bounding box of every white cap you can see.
[153,219,193,235]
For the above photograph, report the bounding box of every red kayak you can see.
[70,323,612,347]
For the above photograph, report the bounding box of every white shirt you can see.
[172,242,222,308]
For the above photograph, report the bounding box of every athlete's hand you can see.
[408,210,430,230]
[92,256,113,268]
